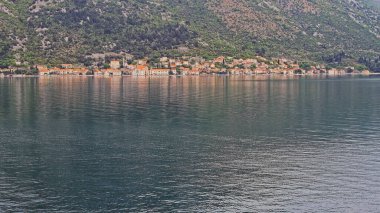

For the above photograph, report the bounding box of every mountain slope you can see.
[365,0,380,9]
[0,0,379,68]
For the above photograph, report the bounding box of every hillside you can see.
[0,0,379,70]
[365,0,380,9]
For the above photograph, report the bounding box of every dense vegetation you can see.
[0,0,379,71]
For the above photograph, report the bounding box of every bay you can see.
[0,76,379,212]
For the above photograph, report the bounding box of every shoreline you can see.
[1,73,380,78]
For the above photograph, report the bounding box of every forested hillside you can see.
[0,0,379,70]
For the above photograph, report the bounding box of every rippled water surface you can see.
[0,76,380,212]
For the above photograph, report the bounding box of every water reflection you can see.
[0,76,379,212]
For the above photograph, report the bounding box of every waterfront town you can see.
[0,55,372,77]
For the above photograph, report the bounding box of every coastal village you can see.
[0,55,372,77]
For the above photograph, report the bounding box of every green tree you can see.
[103,63,111,69]
[0,57,15,68]
[236,64,245,69]
[176,66,182,75]
[354,64,367,71]
[300,62,312,71]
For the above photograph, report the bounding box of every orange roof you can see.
[137,65,147,70]
[214,56,225,63]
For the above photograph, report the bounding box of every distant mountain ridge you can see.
[0,0,379,70]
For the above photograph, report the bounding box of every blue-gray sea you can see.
[0,76,379,212]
